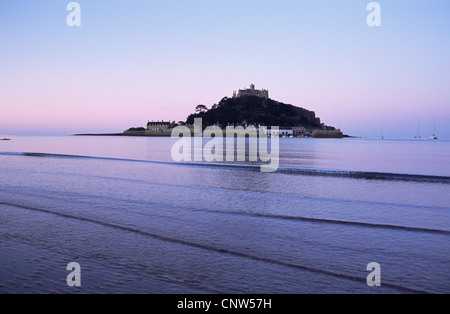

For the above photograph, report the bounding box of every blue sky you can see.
[1,0,449,138]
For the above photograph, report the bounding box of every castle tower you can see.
[234,84,269,99]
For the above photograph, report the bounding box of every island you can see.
[78,85,346,138]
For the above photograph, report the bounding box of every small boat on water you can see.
[415,121,421,140]
[429,134,438,140]
[429,122,438,140]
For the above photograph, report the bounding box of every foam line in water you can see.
[0,201,430,294]
[279,166,450,183]
[1,151,450,183]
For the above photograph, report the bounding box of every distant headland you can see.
[76,85,346,138]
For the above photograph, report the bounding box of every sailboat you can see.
[379,126,384,140]
[414,121,422,140]
[429,122,438,140]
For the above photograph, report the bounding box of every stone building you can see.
[145,121,173,136]
[233,84,269,99]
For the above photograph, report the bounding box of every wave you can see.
[278,167,450,183]
[0,201,431,294]
[206,209,450,236]
[1,151,450,183]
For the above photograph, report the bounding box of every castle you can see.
[233,84,269,99]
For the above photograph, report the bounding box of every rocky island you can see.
[77,85,344,138]
[123,85,344,138]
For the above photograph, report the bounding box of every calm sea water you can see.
[0,136,449,294]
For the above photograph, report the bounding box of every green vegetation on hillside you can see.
[186,96,334,130]
[126,127,146,132]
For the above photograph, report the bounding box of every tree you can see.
[195,104,208,114]
[186,96,327,129]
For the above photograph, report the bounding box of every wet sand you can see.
[0,204,209,294]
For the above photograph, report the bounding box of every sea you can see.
[0,135,449,294]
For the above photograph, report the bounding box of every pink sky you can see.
[1,1,449,138]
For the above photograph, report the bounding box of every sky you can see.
[1,0,449,138]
